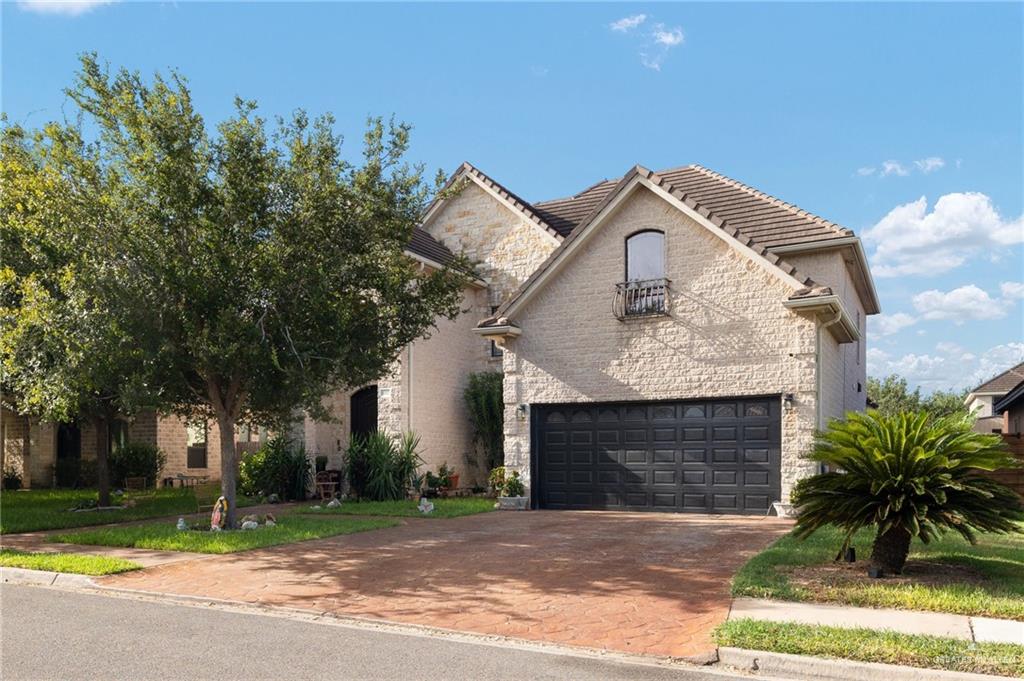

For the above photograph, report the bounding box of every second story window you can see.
[616,230,669,319]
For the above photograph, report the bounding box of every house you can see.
[300,162,880,515]
[964,361,1024,434]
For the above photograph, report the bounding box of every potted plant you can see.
[496,469,528,510]
[438,462,459,492]
[423,470,442,498]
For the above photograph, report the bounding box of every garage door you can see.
[534,397,781,514]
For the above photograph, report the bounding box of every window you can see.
[108,419,129,454]
[186,420,207,469]
[488,305,503,358]
[626,230,665,282]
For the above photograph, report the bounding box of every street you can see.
[0,584,755,681]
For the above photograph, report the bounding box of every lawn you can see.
[302,497,496,518]
[732,524,1024,621]
[715,618,1024,677]
[1,489,202,534]
[0,549,141,575]
[51,515,400,553]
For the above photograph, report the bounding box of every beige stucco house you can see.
[300,161,880,514]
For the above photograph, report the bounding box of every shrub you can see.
[345,431,422,501]
[2,466,22,490]
[464,372,504,471]
[792,410,1024,574]
[238,437,311,501]
[488,466,506,495]
[503,470,525,497]
[108,443,166,488]
[489,466,524,497]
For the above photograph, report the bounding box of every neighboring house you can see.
[964,361,1024,434]
[995,379,1024,438]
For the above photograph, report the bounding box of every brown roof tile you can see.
[971,361,1024,394]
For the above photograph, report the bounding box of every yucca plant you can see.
[792,410,1023,574]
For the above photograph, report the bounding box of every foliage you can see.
[732,523,1024,621]
[867,375,969,419]
[53,515,399,554]
[488,466,506,495]
[304,497,495,519]
[54,458,96,488]
[464,372,504,471]
[2,54,470,526]
[2,466,22,490]
[792,410,1024,573]
[437,462,455,488]
[0,488,198,534]
[503,470,525,497]
[714,619,1023,677]
[238,437,311,501]
[108,443,166,489]
[0,549,141,575]
[345,431,422,501]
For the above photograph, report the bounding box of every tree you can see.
[867,374,969,419]
[1,122,155,505]
[8,54,469,527]
[792,410,1023,574]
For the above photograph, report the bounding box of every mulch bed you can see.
[787,559,988,592]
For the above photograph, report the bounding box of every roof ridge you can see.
[534,178,616,206]
[972,361,1024,392]
[685,164,853,239]
[456,163,564,241]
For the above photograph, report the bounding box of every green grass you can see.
[732,524,1024,620]
[51,515,400,554]
[715,618,1024,677]
[302,497,496,518]
[0,488,261,534]
[0,549,141,575]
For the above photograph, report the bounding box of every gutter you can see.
[783,295,860,343]
[472,324,522,340]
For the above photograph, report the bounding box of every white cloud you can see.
[652,24,684,46]
[869,341,1024,392]
[870,312,918,336]
[935,341,964,356]
[880,160,910,177]
[17,0,113,15]
[914,156,946,173]
[610,14,646,32]
[1000,281,1024,300]
[856,167,876,177]
[912,285,1005,322]
[863,192,1024,277]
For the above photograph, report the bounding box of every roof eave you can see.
[783,294,861,343]
[769,237,881,315]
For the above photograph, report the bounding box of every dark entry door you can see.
[56,422,82,487]
[350,386,379,439]
[535,397,782,514]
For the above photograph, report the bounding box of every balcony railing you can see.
[613,278,670,320]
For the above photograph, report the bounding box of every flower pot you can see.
[497,496,529,511]
[448,474,460,490]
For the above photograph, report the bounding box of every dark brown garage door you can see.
[534,397,781,514]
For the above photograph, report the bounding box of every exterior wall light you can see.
[516,404,528,421]
[783,393,795,410]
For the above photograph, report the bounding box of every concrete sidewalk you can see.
[730,597,1024,645]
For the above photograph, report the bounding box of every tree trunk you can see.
[94,415,111,507]
[216,413,238,529]
[870,525,913,574]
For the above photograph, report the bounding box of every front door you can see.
[56,422,82,487]
[350,386,379,440]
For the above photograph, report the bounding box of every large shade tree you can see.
[3,54,469,525]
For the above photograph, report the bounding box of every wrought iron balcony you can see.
[613,278,670,320]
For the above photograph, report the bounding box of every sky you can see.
[3,1,1022,394]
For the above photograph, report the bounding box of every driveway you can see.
[100,511,791,660]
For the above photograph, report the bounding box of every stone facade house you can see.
[965,361,1024,434]
[305,162,880,514]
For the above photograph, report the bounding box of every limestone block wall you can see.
[500,187,821,502]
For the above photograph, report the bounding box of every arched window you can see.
[625,230,665,282]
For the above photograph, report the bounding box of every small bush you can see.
[489,466,524,496]
[238,437,311,501]
[488,466,506,495]
[464,372,504,471]
[2,466,23,490]
[108,443,166,488]
[503,470,525,497]
[345,431,422,501]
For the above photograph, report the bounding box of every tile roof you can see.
[407,227,454,265]
[971,361,1024,394]
[533,164,853,248]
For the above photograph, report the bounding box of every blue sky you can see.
[4,1,1022,393]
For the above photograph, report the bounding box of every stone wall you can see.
[500,186,822,501]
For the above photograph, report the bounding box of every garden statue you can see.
[210,496,228,531]
[176,517,188,531]
[418,497,434,515]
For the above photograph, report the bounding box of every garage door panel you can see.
[537,397,781,515]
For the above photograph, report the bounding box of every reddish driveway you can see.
[100,511,790,659]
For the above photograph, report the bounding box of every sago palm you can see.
[791,410,1023,574]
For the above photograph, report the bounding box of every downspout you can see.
[816,307,844,474]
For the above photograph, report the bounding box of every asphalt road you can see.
[0,584,755,681]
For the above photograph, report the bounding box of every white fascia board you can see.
[783,294,861,343]
[472,325,521,338]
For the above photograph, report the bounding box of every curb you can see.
[718,647,1018,681]
[1,567,96,589]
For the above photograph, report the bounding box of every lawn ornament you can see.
[211,496,228,531]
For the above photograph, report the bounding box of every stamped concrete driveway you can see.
[100,511,791,660]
